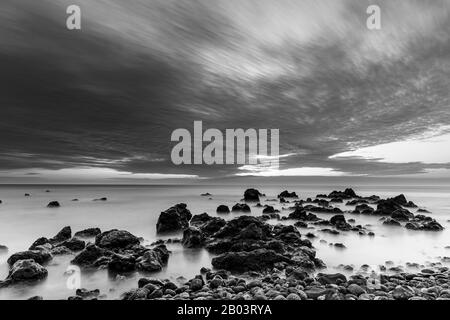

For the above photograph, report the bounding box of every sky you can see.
[0,0,450,183]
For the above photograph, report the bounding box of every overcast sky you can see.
[1,0,450,183]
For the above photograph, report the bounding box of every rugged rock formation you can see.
[156,203,192,233]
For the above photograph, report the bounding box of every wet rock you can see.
[278,190,298,198]
[59,238,86,251]
[50,246,72,255]
[392,285,415,300]
[93,197,108,201]
[244,189,263,202]
[383,218,401,226]
[7,250,52,266]
[190,213,226,235]
[211,249,291,272]
[182,227,204,248]
[136,245,170,272]
[95,229,140,249]
[216,205,230,214]
[50,226,72,244]
[391,208,414,221]
[262,205,277,214]
[7,259,48,283]
[29,237,51,250]
[317,273,347,285]
[76,288,101,299]
[0,245,8,254]
[347,284,366,296]
[231,203,251,212]
[47,201,60,208]
[108,254,136,273]
[328,188,357,199]
[156,203,192,233]
[71,244,112,268]
[74,228,102,238]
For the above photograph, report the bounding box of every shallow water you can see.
[0,184,449,299]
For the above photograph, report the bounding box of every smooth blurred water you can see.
[0,184,449,299]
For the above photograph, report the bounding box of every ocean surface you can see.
[0,184,449,300]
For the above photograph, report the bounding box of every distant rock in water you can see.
[243,189,262,202]
[74,228,101,238]
[71,199,79,201]
[278,190,298,198]
[7,250,53,266]
[0,245,8,253]
[156,203,192,233]
[216,205,230,214]
[45,190,50,193]
[231,203,251,212]
[201,193,212,196]
[24,193,30,197]
[383,218,401,226]
[93,197,107,201]
[47,201,60,208]
[0,200,2,204]
[328,188,357,199]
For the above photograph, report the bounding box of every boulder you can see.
[156,203,192,233]
[243,189,262,202]
[216,205,230,214]
[71,244,112,268]
[74,228,102,238]
[277,190,298,198]
[50,226,72,244]
[108,254,136,273]
[391,208,414,221]
[136,245,170,272]
[95,229,140,249]
[181,227,204,248]
[383,218,401,226]
[317,273,347,285]
[7,250,52,266]
[231,203,251,212]
[47,201,60,208]
[29,237,51,250]
[7,259,48,283]
[211,249,291,272]
[58,238,86,251]
[0,245,8,253]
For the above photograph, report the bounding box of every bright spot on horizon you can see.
[236,166,349,177]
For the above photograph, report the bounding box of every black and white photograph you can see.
[1,0,450,308]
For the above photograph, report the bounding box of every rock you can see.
[216,205,230,214]
[29,237,51,250]
[47,201,60,208]
[391,208,414,221]
[156,203,192,233]
[286,293,302,300]
[76,288,100,299]
[6,259,47,284]
[328,188,357,199]
[0,245,8,254]
[243,189,262,202]
[278,191,298,198]
[305,287,329,299]
[231,203,251,212]
[334,243,346,249]
[28,296,43,300]
[51,246,73,255]
[108,254,136,273]
[392,285,415,300]
[190,278,204,291]
[50,226,72,244]
[93,197,107,201]
[383,218,401,226]
[182,227,204,248]
[262,205,276,214]
[201,193,212,196]
[136,245,170,272]
[74,228,102,238]
[7,250,52,266]
[347,284,366,296]
[211,249,290,272]
[209,276,223,289]
[71,244,111,268]
[95,229,140,249]
[59,238,86,251]
[317,273,347,285]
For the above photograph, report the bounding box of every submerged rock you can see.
[243,189,262,202]
[216,205,230,214]
[71,244,112,268]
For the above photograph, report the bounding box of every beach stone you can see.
[95,229,140,249]
[392,285,415,300]
[136,245,170,272]
[317,273,347,285]
[383,218,401,226]
[51,246,72,255]
[7,250,52,266]
[347,284,366,296]
[74,228,101,238]
[286,293,302,300]
[305,287,328,299]
[190,278,204,291]
[7,259,48,283]
[108,254,136,272]
[156,203,192,233]
[278,190,298,198]
[211,249,290,272]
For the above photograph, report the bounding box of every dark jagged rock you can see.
[50,226,72,244]
[71,244,112,268]
[304,205,343,214]
[191,214,226,235]
[29,237,51,250]
[213,216,270,239]
[346,199,368,206]
[353,204,374,214]
[374,199,403,215]
[277,190,298,198]
[330,215,352,231]
[288,207,318,221]
[243,189,262,202]
[182,227,205,248]
[58,238,86,251]
[74,228,102,238]
[93,197,107,201]
[201,193,212,196]
[317,273,347,285]
[156,203,192,233]
[51,246,72,255]
[262,205,277,214]
[330,198,343,203]
[216,205,230,213]
[136,245,170,272]
[391,208,414,221]
[328,188,357,199]
[75,288,101,300]
[47,201,60,208]
[108,254,136,273]
[211,249,291,272]
[231,203,251,212]
[7,259,48,283]
[95,229,140,250]
[7,250,53,266]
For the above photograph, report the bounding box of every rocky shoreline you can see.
[0,188,449,300]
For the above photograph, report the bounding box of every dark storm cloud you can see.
[0,0,450,181]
